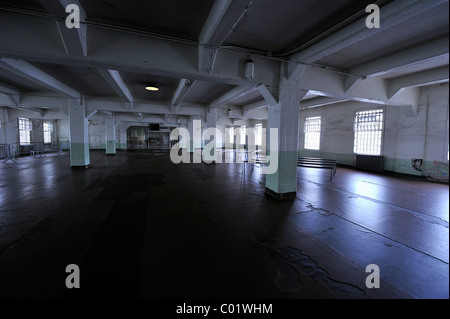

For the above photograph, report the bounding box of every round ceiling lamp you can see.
[145,83,159,91]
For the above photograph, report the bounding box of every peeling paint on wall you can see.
[411,159,423,172]
[423,161,449,183]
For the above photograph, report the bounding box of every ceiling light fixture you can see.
[145,83,159,91]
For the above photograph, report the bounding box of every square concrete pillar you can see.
[118,122,127,150]
[187,117,195,153]
[106,115,116,155]
[204,108,217,163]
[69,100,90,167]
[265,78,307,200]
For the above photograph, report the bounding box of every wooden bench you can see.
[297,157,337,181]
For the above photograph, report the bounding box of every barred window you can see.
[304,116,321,150]
[43,121,53,144]
[19,118,32,131]
[354,109,384,155]
[18,118,32,145]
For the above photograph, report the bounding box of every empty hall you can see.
[0,0,448,301]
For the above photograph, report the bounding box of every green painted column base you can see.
[265,150,298,195]
[70,142,90,167]
[106,140,116,155]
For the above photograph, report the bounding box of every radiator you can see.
[355,155,384,173]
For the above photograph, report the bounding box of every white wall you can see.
[299,83,449,181]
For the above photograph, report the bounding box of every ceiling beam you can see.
[85,100,206,119]
[209,85,257,108]
[0,82,19,95]
[98,69,134,107]
[90,113,166,124]
[0,103,45,116]
[198,0,254,74]
[199,0,232,46]
[351,37,449,78]
[38,0,87,57]
[171,79,195,106]
[288,0,448,80]
[0,93,19,107]
[86,109,97,119]
[0,58,80,99]
[299,65,418,108]
[300,96,349,109]
[257,84,278,106]
[16,93,209,118]
[0,13,278,87]
[243,99,267,113]
[388,65,449,99]
[390,87,421,115]
[0,82,20,106]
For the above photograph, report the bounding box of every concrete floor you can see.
[0,151,448,299]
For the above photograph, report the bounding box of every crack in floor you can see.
[302,202,449,265]
[252,227,365,297]
[304,180,449,226]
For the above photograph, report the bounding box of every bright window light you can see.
[43,121,53,144]
[18,118,32,145]
[304,116,321,150]
[354,109,384,155]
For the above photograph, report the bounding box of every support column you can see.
[69,100,90,167]
[247,120,256,154]
[0,107,7,144]
[118,122,127,150]
[265,77,307,200]
[106,115,116,155]
[204,108,217,162]
[187,117,195,153]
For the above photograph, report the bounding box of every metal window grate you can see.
[18,118,32,131]
[43,121,53,144]
[18,118,32,145]
[304,116,321,150]
[353,109,384,155]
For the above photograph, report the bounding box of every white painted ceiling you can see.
[0,0,448,123]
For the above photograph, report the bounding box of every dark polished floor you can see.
[0,151,448,299]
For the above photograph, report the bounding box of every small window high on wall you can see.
[18,118,32,145]
[304,116,321,150]
[43,121,53,144]
[353,109,384,155]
